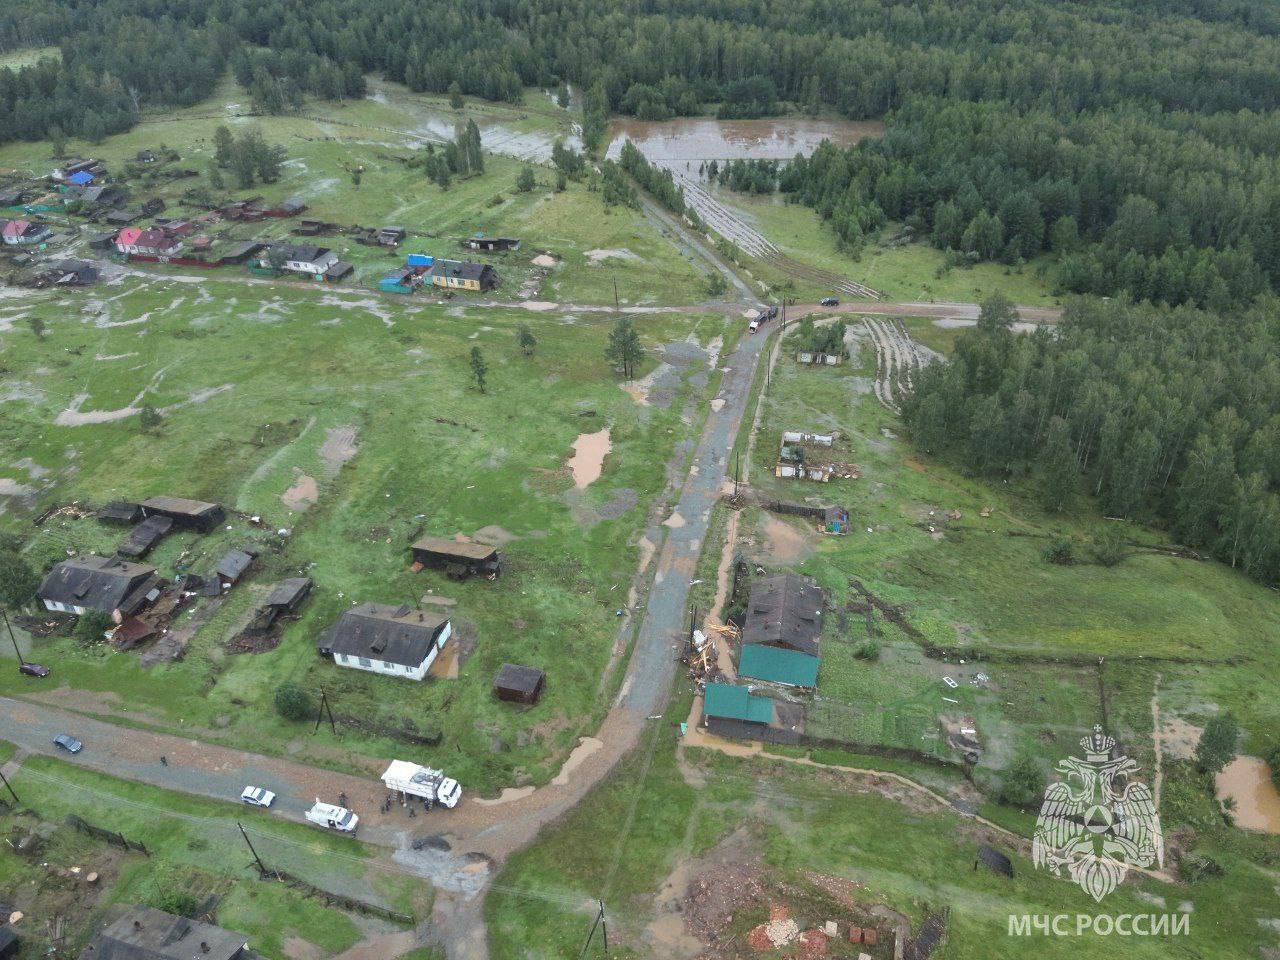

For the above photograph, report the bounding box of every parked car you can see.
[240,786,276,808]
[52,734,82,754]
[820,297,839,306]
[18,662,50,678]
[305,799,358,833]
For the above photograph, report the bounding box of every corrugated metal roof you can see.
[738,644,819,687]
[704,683,773,724]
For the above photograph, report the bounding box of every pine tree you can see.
[1195,712,1239,775]
[214,125,235,168]
[1038,416,1077,512]
[605,316,643,379]
[517,323,537,357]
[469,346,488,393]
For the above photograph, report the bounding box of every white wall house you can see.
[263,245,338,276]
[36,556,160,623]
[322,603,452,681]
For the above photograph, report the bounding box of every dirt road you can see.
[0,309,775,957]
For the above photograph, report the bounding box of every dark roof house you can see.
[493,664,545,704]
[428,258,498,291]
[319,602,452,679]
[140,497,225,532]
[37,556,160,620]
[77,906,253,960]
[741,572,824,656]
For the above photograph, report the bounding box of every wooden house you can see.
[428,258,498,292]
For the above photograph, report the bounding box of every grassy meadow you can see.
[0,750,422,960]
[483,317,1280,960]
[0,77,706,307]
[702,182,1059,306]
[0,267,728,793]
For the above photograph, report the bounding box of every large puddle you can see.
[605,117,883,165]
[568,428,611,489]
[1215,756,1280,833]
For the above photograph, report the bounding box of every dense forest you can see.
[4,0,1280,305]
[903,296,1280,585]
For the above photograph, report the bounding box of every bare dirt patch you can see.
[759,514,815,565]
[319,425,360,475]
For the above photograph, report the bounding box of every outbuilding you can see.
[117,515,173,559]
[265,577,312,614]
[493,664,545,704]
[462,236,520,253]
[139,496,225,532]
[215,549,255,586]
[410,536,501,578]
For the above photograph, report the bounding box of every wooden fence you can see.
[66,814,149,856]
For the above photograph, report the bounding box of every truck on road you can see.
[382,760,462,809]
[305,799,358,833]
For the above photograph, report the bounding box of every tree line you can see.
[777,98,1280,308]
[7,0,1280,144]
[902,295,1280,585]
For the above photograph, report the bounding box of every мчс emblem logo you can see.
[1031,726,1163,902]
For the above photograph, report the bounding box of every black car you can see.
[820,297,840,307]
[18,662,50,678]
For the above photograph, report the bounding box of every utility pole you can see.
[1,607,24,666]
[0,768,19,804]
[237,822,268,876]
[613,279,619,310]
[733,452,740,498]
[578,901,608,959]
[314,689,337,735]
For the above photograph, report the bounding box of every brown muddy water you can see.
[1215,756,1280,833]
[605,116,884,164]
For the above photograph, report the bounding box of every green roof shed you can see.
[704,682,774,724]
[739,644,820,687]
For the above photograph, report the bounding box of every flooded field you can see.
[606,116,883,265]
[605,117,883,165]
[367,79,581,162]
[1216,755,1280,833]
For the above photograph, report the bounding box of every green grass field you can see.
[0,76,705,306]
[703,184,1059,306]
[741,324,1280,756]
[0,755,426,960]
[0,269,727,793]
[483,319,1280,960]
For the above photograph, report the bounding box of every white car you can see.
[305,799,358,833]
[240,786,276,808]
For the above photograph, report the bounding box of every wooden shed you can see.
[493,664,545,704]
[410,536,501,578]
